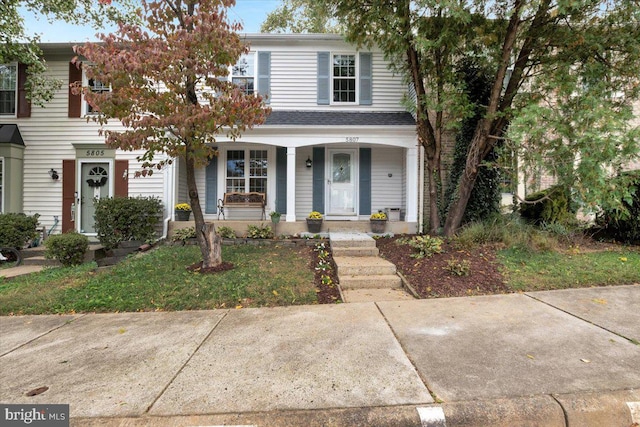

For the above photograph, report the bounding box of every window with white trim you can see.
[333,54,356,103]
[0,64,17,116]
[226,149,267,194]
[82,69,111,115]
[232,53,255,95]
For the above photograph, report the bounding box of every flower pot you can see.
[306,218,323,233]
[175,210,191,221]
[370,219,387,233]
[271,216,281,224]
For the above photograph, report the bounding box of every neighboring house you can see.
[0,34,421,237]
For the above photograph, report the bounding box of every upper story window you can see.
[333,54,356,103]
[232,53,255,95]
[318,52,370,106]
[86,78,110,114]
[0,64,17,116]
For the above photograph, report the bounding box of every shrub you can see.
[520,185,573,224]
[45,232,89,267]
[398,235,444,258]
[217,226,237,239]
[445,259,471,276]
[0,213,40,249]
[94,197,163,249]
[246,224,274,239]
[171,227,196,242]
[596,170,640,243]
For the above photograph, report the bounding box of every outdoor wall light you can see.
[49,169,59,181]
[306,156,313,168]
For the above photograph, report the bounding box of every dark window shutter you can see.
[115,160,129,197]
[359,148,372,215]
[17,64,31,118]
[205,150,218,214]
[62,159,76,232]
[317,52,330,105]
[275,147,287,214]
[68,62,82,118]
[312,147,325,213]
[359,52,372,106]
[257,51,271,104]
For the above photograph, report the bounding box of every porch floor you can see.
[169,220,418,238]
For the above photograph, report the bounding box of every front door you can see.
[79,162,110,233]
[327,149,357,216]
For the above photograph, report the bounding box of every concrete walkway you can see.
[1,285,639,426]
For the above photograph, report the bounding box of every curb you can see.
[66,391,640,427]
[553,389,640,427]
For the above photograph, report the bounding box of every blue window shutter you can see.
[312,147,325,213]
[317,52,330,105]
[258,51,271,104]
[205,151,218,214]
[359,52,372,106]
[276,147,287,214]
[359,148,371,215]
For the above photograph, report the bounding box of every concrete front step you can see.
[329,232,377,248]
[331,246,379,257]
[333,256,396,276]
[21,256,61,267]
[342,288,415,303]
[339,274,402,290]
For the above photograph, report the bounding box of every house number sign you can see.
[85,149,106,157]
[345,137,359,143]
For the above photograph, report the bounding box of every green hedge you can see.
[0,213,39,248]
[93,197,163,249]
[520,185,573,224]
[45,232,89,267]
[597,170,640,243]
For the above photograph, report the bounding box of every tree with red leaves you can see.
[74,0,270,268]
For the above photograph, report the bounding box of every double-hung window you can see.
[232,53,255,95]
[226,149,267,194]
[333,54,356,103]
[86,78,110,114]
[0,64,17,116]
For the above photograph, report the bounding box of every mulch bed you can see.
[309,242,342,304]
[376,235,511,298]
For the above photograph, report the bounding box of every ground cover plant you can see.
[0,244,335,315]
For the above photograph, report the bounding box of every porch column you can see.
[405,146,418,223]
[286,147,297,222]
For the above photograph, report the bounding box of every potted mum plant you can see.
[269,211,281,224]
[370,211,387,233]
[306,211,323,233]
[175,203,192,221]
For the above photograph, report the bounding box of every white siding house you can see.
[0,34,421,236]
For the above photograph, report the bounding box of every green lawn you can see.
[499,247,640,291]
[0,244,317,315]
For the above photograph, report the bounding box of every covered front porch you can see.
[171,111,421,232]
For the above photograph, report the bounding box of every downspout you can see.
[162,158,176,240]
[418,144,425,234]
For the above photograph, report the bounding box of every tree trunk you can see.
[185,144,222,268]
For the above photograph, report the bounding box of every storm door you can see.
[79,162,110,233]
[327,149,357,216]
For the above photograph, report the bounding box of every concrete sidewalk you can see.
[1,285,639,426]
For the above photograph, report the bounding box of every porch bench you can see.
[217,192,266,220]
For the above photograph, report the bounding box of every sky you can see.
[20,0,281,43]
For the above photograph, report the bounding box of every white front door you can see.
[327,149,357,216]
[79,162,110,234]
